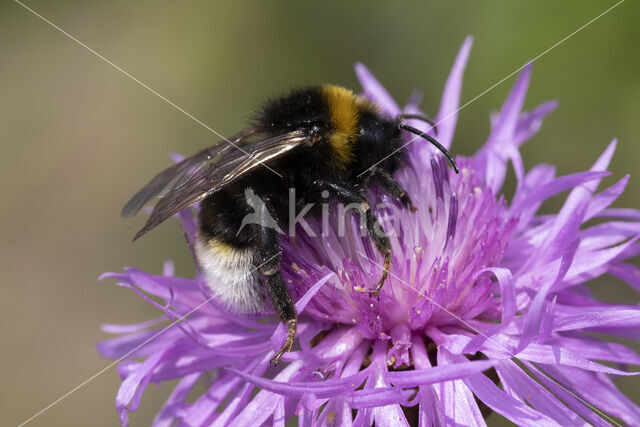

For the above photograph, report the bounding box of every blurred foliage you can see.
[1,1,638,425]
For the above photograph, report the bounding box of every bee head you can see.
[358,113,402,158]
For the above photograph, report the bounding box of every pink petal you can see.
[585,175,630,221]
[436,349,486,427]
[152,372,200,427]
[231,361,303,425]
[478,63,533,193]
[354,63,401,116]
[517,238,579,353]
[495,360,596,426]
[434,36,473,150]
[554,308,640,332]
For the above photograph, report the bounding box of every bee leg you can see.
[267,273,297,365]
[367,168,417,212]
[319,180,392,298]
[254,199,297,365]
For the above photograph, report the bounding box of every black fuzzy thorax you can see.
[254,86,329,135]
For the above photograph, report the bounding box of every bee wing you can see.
[126,129,310,240]
[121,128,257,218]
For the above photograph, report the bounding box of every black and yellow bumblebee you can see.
[122,84,458,364]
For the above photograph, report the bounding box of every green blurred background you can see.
[2,1,639,425]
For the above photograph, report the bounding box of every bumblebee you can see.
[122,84,458,364]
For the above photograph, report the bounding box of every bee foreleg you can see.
[318,180,392,298]
[253,198,297,365]
[366,167,416,212]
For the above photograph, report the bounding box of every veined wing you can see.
[126,129,311,240]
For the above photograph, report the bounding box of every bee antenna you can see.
[398,123,459,174]
[396,113,438,135]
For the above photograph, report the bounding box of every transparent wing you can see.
[121,128,256,218]
[124,129,310,240]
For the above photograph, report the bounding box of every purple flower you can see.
[99,37,640,426]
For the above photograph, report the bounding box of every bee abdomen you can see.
[195,234,264,313]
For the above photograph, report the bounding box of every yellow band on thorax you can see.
[321,85,371,168]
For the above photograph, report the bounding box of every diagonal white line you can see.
[358,0,627,177]
[17,251,282,427]
[13,0,283,178]
[357,250,623,426]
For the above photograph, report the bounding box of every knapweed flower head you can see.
[100,37,640,426]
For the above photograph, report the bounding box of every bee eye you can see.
[310,124,322,135]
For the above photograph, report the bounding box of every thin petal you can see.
[101,316,167,335]
[554,308,640,332]
[355,63,401,116]
[585,175,630,221]
[478,63,533,192]
[609,262,640,292]
[513,100,558,147]
[231,361,303,426]
[227,366,371,397]
[348,389,412,409]
[152,372,200,427]
[387,359,497,387]
[540,364,640,425]
[116,349,169,426]
[463,267,515,353]
[434,36,473,149]
[534,140,617,264]
[411,335,446,427]
[517,238,579,353]
[551,333,640,365]
[437,349,487,427]
[454,367,558,425]
[495,360,596,426]
[510,171,609,216]
[515,342,638,376]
